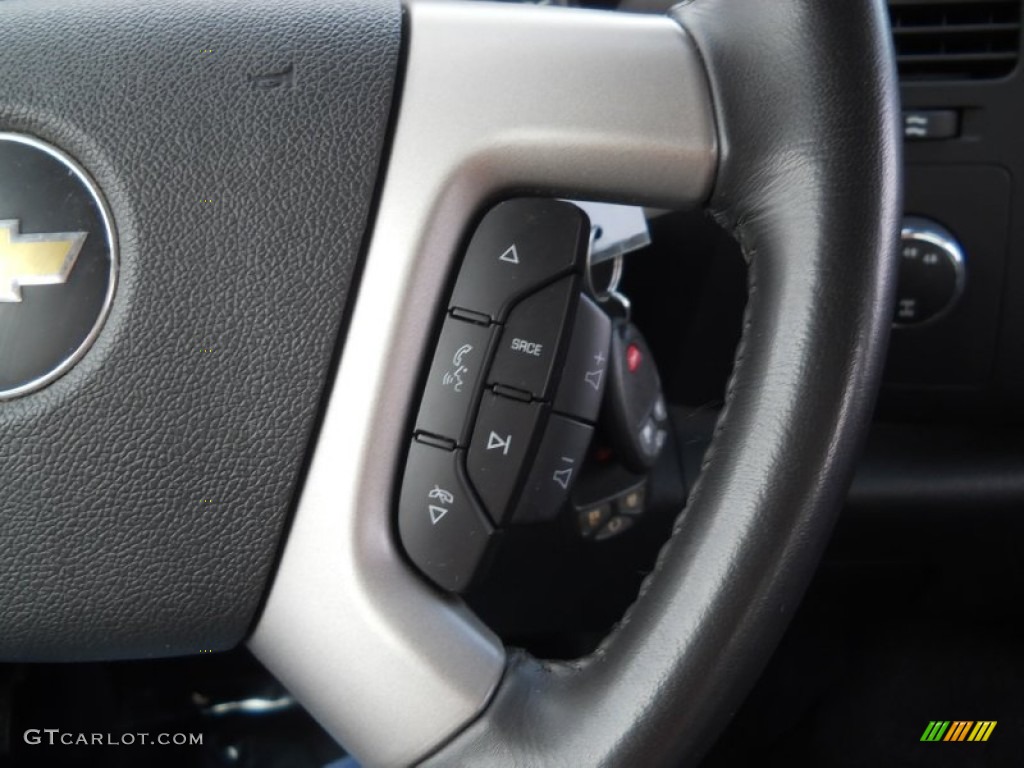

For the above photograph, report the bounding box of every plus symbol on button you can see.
[593,352,606,367]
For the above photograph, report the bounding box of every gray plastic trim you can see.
[247,2,717,766]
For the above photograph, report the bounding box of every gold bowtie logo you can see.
[0,220,87,303]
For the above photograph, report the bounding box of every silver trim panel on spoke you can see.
[248,2,717,765]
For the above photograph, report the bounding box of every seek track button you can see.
[467,392,543,525]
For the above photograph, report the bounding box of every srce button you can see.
[488,277,577,399]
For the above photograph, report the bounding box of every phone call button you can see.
[415,317,495,445]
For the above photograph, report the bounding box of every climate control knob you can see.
[894,217,965,327]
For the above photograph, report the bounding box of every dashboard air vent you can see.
[889,0,1022,80]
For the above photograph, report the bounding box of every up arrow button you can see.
[499,244,519,264]
[449,198,587,322]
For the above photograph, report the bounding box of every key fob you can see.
[602,320,669,473]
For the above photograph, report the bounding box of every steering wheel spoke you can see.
[249,3,716,764]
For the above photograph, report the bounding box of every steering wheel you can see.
[0,0,900,765]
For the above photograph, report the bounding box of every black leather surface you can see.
[423,1,901,765]
[0,0,399,659]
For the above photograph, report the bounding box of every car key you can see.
[584,234,669,475]
[602,318,669,473]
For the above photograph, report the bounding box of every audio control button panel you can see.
[398,198,611,592]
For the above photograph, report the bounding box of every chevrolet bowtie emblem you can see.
[0,132,116,400]
[0,219,87,302]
